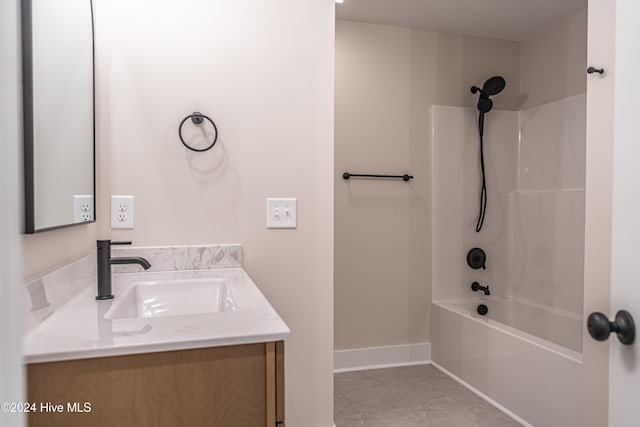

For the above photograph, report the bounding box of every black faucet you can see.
[471,281,490,296]
[96,240,151,300]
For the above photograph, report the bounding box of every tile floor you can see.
[334,364,522,427]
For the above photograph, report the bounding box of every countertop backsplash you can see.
[24,252,96,333]
[111,244,242,273]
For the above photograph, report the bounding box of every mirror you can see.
[22,0,95,233]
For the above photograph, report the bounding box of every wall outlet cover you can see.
[111,195,134,229]
[73,195,94,222]
[266,198,297,229]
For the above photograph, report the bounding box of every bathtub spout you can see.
[471,281,490,296]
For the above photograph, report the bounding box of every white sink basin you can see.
[105,278,236,319]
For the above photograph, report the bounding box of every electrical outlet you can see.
[73,195,94,222]
[111,195,134,229]
[266,198,297,229]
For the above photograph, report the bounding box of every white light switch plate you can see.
[266,198,297,229]
[111,195,134,229]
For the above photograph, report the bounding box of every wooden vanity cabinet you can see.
[28,341,285,427]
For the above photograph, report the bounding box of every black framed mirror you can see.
[22,0,95,233]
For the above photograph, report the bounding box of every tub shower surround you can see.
[431,94,586,426]
[431,94,586,310]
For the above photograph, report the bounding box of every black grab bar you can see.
[342,172,414,182]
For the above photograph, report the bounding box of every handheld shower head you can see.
[477,98,493,114]
[481,76,506,97]
[470,75,506,233]
[470,76,506,114]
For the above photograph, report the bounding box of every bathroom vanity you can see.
[23,245,289,427]
[28,342,285,427]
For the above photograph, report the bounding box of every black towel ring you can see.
[178,112,218,152]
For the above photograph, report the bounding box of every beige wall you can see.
[520,8,587,110]
[23,1,335,426]
[95,1,334,426]
[334,20,519,350]
[335,23,417,350]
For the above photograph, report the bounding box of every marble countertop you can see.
[24,268,290,364]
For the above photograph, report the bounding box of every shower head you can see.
[482,76,506,97]
[471,76,505,233]
[470,76,506,114]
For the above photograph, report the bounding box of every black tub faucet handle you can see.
[467,248,487,270]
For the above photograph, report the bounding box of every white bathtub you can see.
[431,298,583,427]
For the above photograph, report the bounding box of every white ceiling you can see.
[335,0,588,42]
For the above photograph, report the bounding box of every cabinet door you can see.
[28,344,268,427]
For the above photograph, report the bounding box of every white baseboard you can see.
[334,343,431,373]
[430,361,532,427]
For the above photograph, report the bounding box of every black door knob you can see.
[587,310,635,345]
